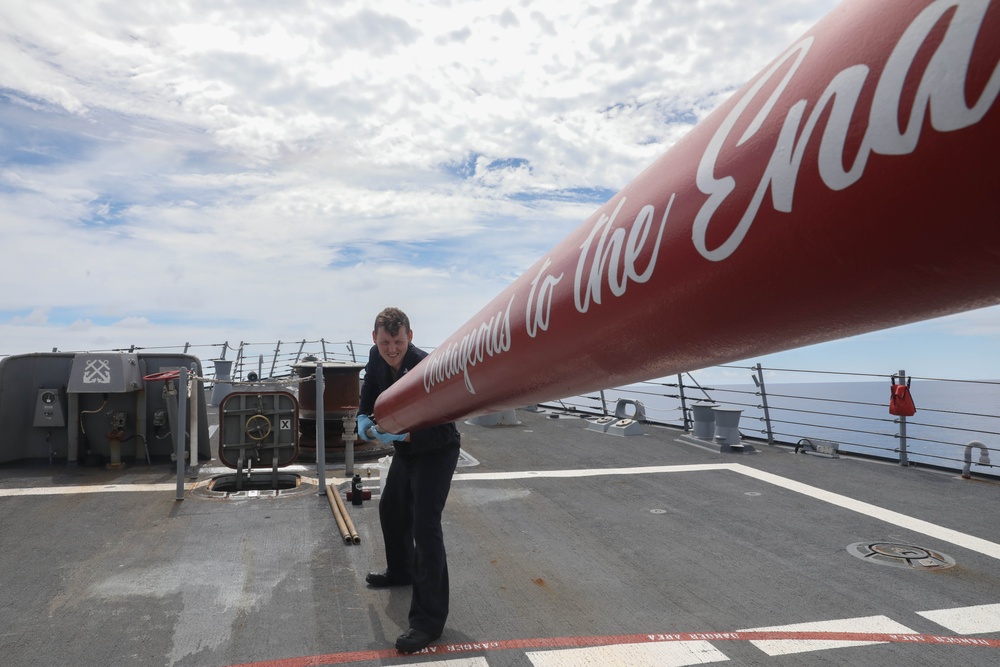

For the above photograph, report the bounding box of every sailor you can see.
[357,306,462,654]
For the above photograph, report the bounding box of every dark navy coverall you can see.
[359,343,461,635]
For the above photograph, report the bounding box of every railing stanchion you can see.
[316,366,327,492]
[754,363,774,445]
[677,374,690,432]
[234,342,246,381]
[896,369,909,466]
[270,341,282,379]
[189,363,198,470]
[176,367,187,501]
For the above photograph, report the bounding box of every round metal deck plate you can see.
[847,542,956,570]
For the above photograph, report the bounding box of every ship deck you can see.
[2,406,999,666]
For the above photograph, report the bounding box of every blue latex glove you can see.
[375,429,407,445]
[356,414,375,441]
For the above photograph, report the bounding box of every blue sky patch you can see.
[443,153,532,180]
[0,91,98,168]
[510,186,617,205]
[81,199,130,227]
[486,157,530,171]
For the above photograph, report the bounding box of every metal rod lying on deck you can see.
[328,483,361,544]
[325,484,352,544]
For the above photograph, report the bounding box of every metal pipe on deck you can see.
[896,370,910,467]
[67,392,79,464]
[316,369,326,491]
[329,483,360,544]
[962,440,993,480]
[374,1,1000,434]
[325,483,352,543]
[175,368,187,501]
[189,363,198,470]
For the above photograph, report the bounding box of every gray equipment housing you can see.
[0,352,211,465]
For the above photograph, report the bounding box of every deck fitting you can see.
[847,542,956,570]
[191,472,315,499]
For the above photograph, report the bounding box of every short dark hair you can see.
[374,307,410,336]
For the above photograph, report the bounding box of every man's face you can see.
[373,325,412,370]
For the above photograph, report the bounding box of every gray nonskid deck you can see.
[1,408,998,666]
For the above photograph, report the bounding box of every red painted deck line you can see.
[222,630,1000,667]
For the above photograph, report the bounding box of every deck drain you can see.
[847,542,956,570]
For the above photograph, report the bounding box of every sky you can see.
[1,0,998,385]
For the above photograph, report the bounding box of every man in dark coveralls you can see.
[357,306,461,654]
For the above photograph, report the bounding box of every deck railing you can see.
[550,364,999,479]
[3,341,997,478]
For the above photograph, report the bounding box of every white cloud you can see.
[10,0,992,387]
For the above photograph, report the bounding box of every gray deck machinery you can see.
[0,352,210,467]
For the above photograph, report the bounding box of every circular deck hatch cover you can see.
[847,542,956,570]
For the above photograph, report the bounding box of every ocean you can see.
[574,379,1000,473]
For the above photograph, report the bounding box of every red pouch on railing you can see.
[889,379,916,417]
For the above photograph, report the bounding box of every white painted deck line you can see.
[397,659,489,667]
[525,640,729,666]
[4,462,1000,565]
[0,483,178,496]
[918,604,1000,635]
[452,463,730,481]
[727,464,1000,561]
[739,615,917,656]
[456,462,1000,560]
